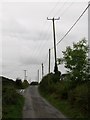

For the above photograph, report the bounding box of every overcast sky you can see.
[0,0,89,82]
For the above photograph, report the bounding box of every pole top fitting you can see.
[47,17,60,20]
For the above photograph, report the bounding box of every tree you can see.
[58,38,88,81]
[15,78,23,89]
[22,80,29,88]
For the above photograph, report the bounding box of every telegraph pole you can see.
[38,69,39,83]
[24,70,27,80]
[47,17,60,73]
[88,1,90,78]
[42,63,44,78]
[49,48,51,73]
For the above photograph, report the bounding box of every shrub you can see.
[30,82,38,85]
[68,83,88,115]
[54,81,71,100]
[15,78,23,89]
[2,76,25,118]
[23,80,29,88]
[39,73,54,93]
[2,86,20,105]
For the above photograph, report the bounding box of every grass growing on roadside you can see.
[2,76,25,119]
[3,94,25,118]
[39,87,87,119]
[2,89,25,119]
[38,72,88,119]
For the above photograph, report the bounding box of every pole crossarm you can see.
[47,17,60,20]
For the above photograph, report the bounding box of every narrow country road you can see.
[22,85,68,119]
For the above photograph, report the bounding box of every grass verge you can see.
[3,94,25,119]
[2,94,25,119]
[2,76,26,119]
[39,88,88,119]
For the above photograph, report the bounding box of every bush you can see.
[2,84,25,118]
[53,71,61,83]
[2,76,25,118]
[39,72,61,94]
[2,86,20,105]
[54,81,71,100]
[68,83,88,115]
[15,78,23,89]
[30,82,38,85]
[39,72,89,118]
[23,80,29,88]
[39,73,54,93]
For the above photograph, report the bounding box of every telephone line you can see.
[42,3,89,75]
[56,3,90,46]
[53,0,70,17]
[47,0,61,17]
[55,2,73,17]
[32,1,73,65]
[31,3,89,78]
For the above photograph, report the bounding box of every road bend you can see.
[23,85,67,119]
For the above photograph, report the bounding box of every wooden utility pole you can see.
[49,48,51,73]
[42,63,44,78]
[47,17,60,73]
[38,69,39,83]
[88,1,90,59]
[88,1,90,76]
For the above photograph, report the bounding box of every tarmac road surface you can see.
[23,85,68,119]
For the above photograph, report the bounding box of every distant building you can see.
[60,73,70,81]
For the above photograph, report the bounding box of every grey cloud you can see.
[2,24,52,41]
[2,2,88,80]
[19,56,41,65]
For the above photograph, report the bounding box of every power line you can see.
[41,2,87,61]
[34,1,68,60]
[23,2,64,68]
[34,1,61,61]
[56,3,90,46]
[53,0,71,17]
[57,2,73,17]
[47,0,61,17]
[32,2,72,66]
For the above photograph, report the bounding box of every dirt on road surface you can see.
[23,85,68,119]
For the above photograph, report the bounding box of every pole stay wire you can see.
[50,3,90,50]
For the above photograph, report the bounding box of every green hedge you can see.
[2,77,25,118]
[39,73,89,118]
[68,83,88,115]
[2,85,25,118]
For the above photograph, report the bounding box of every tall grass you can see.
[2,77,25,119]
[39,73,89,118]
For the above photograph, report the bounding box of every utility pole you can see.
[47,17,60,73]
[88,1,90,78]
[42,63,44,78]
[24,70,27,80]
[38,69,39,83]
[89,1,90,59]
[49,48,51,73]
